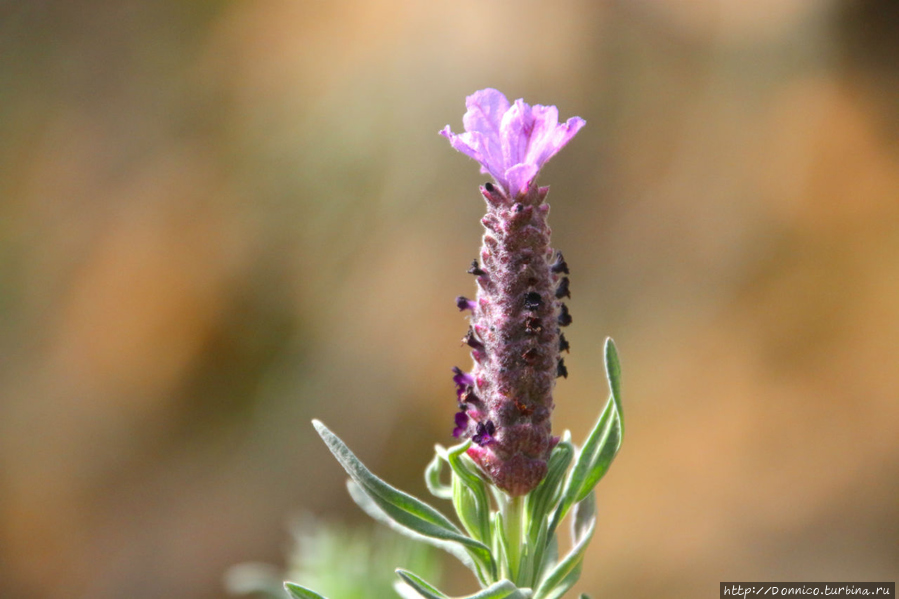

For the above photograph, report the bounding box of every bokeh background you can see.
[1,1,897,598]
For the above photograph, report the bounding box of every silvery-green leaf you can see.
[604,337,623,427]
[396,580,427,599]
[535,562,583,599]
[395,569,450,599]
[446,441,492,544]
[550,339,623,533]
[571,491,596,545]
[493,512,511,580]
[525,437,573,542]
[397,570,529,599]
[533,515,595,599]
[346,480,483,581]
[283,581,328,599]
[425,448,453,500]
[313,421,496,581]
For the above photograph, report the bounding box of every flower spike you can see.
[442,89,585,496]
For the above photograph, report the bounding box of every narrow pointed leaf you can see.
[536,563,583,599]
[284,582,328,599]
[346,480,483,581]
[425,448,454,500]
[604,337,623,431]
[571,491,596,545]
[526,437,573,542]
[533,515,595,599]
[395,569,450,599]
[550,339,623,534]
[313,420,496,580]
[397,570,530,599]
[447,441,492,544]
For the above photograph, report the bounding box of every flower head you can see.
[440,88,585,198]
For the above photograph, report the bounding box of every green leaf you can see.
[549,338,623,534]
[493,512,511,580]
[523,435,573,582]
[346,480,483,581]
[446,441,492,545]
[571,491,596,546]
[283,581,328,599]
[533,513,595,599]
[604,337,623,432]
[536,562,583,599]
[313,421,496,581]
[396,570,530,599]
[526,435,573,542]
[395,569,449,599]
[425,447,454,500]
[580,595,592,599]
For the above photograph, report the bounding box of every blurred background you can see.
[1,0,897,597]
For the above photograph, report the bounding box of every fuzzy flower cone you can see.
[441,89,585,496]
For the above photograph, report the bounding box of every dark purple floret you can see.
[472,420,496,446]
[453,410,470,438]
[556,358,568,379]
[524,291,543,310]
[452,367,474,398]
[555,277,570,299]
[456,296,477,312]
[551,252,569,274]
[558,304,572,327]
[462,327,484,350]
[559,333,570,353]
[467,260,486,276]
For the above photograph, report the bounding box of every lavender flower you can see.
[298,88,624,599]
[442,89,584,496]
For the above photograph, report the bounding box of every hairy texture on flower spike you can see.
[442,89,584,496]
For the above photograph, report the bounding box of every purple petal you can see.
[522,104,560,168]
[504,163,539,199]
[455,296,476,312]
[441,89,584,197]
[452,367,475,399]
[472,420,496,446]
[452,410,470,438]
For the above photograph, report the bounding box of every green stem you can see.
[502,495,524,584]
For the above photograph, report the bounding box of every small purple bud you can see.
[456,296,476,312]
[555,277,570,299]
[472,420,496,446]
[460,386,480,405]
[551,252,569,275]
[453,410,470,438]
[452,367,475,399]
[462,327,484,350]
[559,332,570,353]
[521,347,540,365]
[467,260,486,277]
[524,291,543,311]
[525,316,542,334]
[558,304,572,327]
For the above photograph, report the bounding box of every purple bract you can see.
[440,88,585,199]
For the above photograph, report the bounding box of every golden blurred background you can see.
[1,1,897,597]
